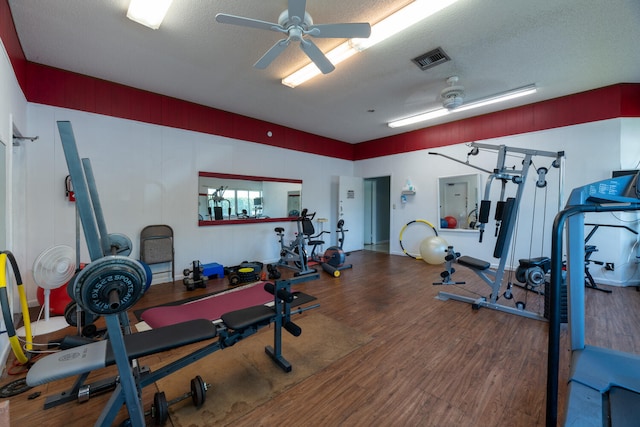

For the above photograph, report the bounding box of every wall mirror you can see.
[437,173,481,231]
[198,172,302,226]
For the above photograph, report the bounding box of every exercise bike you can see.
[308,219,352,277]
[273,209,317,276]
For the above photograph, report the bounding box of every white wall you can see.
[23,104,354,303]
[355,118,640,286]
[0,39,28,371]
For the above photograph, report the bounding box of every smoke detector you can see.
[440,76,465,110]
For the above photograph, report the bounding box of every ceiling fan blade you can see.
[254,39,290,69]
[288,0,307,25]
[308,23,371,39]
[215,13,283,33]
[300,39,335,74]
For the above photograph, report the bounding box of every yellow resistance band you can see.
[398,219,438,260]
[0,252,33,364]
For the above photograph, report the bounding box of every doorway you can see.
[363,176,390,253]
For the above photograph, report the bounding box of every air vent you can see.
[412,47,450,71]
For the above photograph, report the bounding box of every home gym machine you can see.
[208,186,230,220]
[430,142,565,320]
[273,208,317,276]
[546,171,640,427]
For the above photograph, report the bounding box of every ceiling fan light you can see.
[127,0,173,30]
[443,95,464,110]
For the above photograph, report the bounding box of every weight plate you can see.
[75,256,145,315]
[0,377,32,398]
[191,375,206,408]
[229,274,240,286]
[107,233,133,256]
[64,301,100,327]
[153,391,169,426]
[64,301,78,327]
[138,260,152,291]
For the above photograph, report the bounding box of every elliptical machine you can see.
[273,209,317,276]
[309,219,352,277]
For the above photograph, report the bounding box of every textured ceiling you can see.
[8,0,640,143]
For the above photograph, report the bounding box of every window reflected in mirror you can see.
[198,172,302,225]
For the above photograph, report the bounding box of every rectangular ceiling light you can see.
[127,0,173,29]
[388,108,450,128]
[282,0,459,88]
[453,85,538,112]
[387,84,537,128]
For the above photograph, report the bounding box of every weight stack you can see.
[543,275,567,324]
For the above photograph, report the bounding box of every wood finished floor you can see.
[2,250,639,426]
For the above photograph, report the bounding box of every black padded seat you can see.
[457,255,491,271]
[221,305,275,331]
[518,256,551,269]
[105,318,216,365]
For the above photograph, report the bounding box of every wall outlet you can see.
[605,262,615,271]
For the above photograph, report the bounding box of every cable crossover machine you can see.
[430,142,565,320]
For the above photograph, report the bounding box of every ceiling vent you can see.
[412,47,450,71]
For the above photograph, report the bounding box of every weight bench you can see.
[26,304,278,387]
[26,318,218,387]
[26,275,318,426]
[52,121,318,426]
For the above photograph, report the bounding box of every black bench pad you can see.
[105,318,217,365]
[458,255,491,271]
[221,305,275,331]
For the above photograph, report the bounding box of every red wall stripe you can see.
[1,0,27,89]
[354,84,639,160]
[24,62,354,160]
[2,0,638,162]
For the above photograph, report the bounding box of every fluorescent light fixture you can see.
[388,108,450,128]
[282,0,459,88]
[454,84,537,113]
[127,0,173,29]
[387,84,537,128]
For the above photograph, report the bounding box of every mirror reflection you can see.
[198,172,302,225]
[438,173,481,231]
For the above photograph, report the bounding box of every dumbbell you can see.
[267,263,281,279]
[150,375,209,425]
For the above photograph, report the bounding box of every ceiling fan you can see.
[440,76,465,110]
[215,0,371,74]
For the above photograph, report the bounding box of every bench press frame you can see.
[44,121,320,426]
[29,276,319,425]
